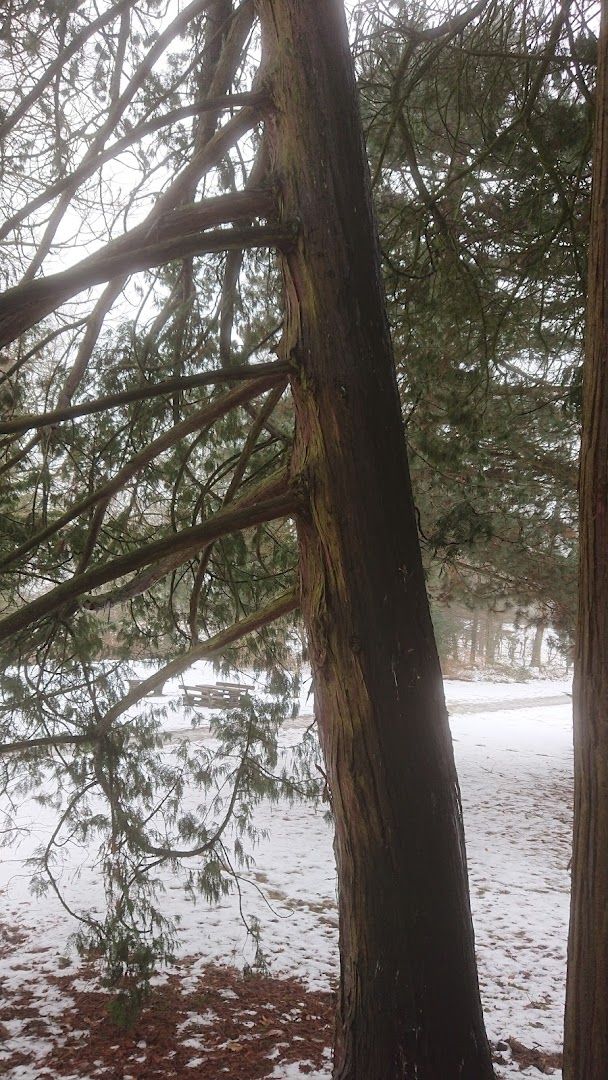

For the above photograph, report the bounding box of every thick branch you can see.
[86,189,276,270]
[0,733,93,757]
[0,360,289,435]
[0,370,287,571]
[83,466,291,611]
[0,481,298,644]
[0,195,285,352]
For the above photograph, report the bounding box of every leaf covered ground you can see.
[1,679,573,1078]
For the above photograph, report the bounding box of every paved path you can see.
[448,694,570,714]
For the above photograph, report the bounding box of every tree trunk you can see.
[564,5,608,1076]
[258,2,494,1076]
[470,612,479,666]
[484,610,496,665]
[530,622,545,669]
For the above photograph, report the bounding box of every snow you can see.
[455,699,572,1074]
[0,679,573,1078]
[268,1059,332,1079]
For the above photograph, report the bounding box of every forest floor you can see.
[0,678,572,1079]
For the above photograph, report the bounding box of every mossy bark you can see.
[258,1,494,1077]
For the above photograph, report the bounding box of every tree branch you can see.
[99,586,299,731]
[398,0,488,43]
[0,96,266,246]
[56,277,128,409]
[0,360,289,435]
[0,193,286,351]
[0,0,134,140]
[0,370,288,571]
[0,479,298,644]
[189,381,287,640]
[0,733,93,757]
[0,588,299,757]
[83,466,291,611]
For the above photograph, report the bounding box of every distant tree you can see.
[0,1,494,1075]
[355,0,596,634]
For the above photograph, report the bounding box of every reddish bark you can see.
[258,1,493,1075]
[564,4,608,1076]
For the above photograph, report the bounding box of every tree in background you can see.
[354,0,596,643]
[0,0,494,1074]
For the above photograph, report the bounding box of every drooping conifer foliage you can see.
[0,0,313,1002]
[354,0,596,640]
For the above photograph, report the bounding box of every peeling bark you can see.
[257,1,493,1076]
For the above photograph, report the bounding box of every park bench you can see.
[181,681,252,709]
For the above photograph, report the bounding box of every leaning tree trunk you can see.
[258,2,494,1076]
[564,5,608,1076]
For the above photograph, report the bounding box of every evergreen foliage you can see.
[354,0,595,633]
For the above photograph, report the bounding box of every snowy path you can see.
[455,702,571,1075]
[0,680,573,1078]
[449,693,569,713]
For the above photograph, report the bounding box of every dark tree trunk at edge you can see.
[258,1,494,1076]
[564,4,608,1076]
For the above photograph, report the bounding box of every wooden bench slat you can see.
[181,682,251,708]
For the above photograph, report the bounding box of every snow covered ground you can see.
[0,678,573,1078]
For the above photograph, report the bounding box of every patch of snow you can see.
[176,1009,216,1033]
[268,1062,331,1079]
[0,679,572,1079]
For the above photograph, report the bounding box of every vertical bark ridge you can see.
[257,1,494,1076]
[564,4,608,1075]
